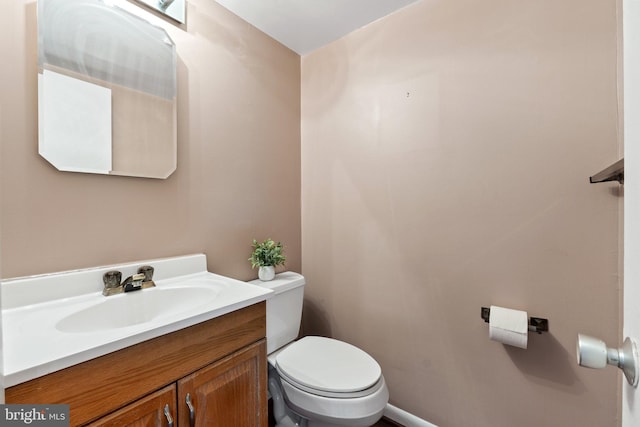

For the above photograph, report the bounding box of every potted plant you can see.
[249,238,286,281]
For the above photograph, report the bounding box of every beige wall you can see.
[301,0,621,425]
[1,0,301,280]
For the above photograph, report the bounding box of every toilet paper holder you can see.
[481,307,549,334]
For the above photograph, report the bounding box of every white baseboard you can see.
[383,403,437,427]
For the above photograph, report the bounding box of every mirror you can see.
[38,0,177,179]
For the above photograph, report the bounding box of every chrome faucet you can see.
[102,265,156,296]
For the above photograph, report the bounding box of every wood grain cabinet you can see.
[6,302,268,427]
[86,385,177,427]
[178,342,265,427]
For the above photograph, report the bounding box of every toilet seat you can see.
[275,336,383,398]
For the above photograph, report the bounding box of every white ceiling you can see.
[213,0,421,55]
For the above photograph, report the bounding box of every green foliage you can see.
[249,238,286,268]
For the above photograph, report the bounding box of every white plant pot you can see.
[258,266,275,281]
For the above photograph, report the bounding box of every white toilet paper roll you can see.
[489,305,528,349]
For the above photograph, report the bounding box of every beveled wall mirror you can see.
[38,0,177,179]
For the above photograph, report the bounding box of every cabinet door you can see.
[87,385,177,427]
[177,340,267,427]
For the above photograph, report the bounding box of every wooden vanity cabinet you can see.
[87,341,266,427]
[6,302,268,427]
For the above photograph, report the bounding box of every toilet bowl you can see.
[250,273,389,427]
[272,336,389,426]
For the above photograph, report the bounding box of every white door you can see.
[623,0,640,425]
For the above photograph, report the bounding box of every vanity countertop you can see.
[1,254,272,387]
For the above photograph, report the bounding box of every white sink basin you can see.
[56,284,223,333]
[1,254,274,388]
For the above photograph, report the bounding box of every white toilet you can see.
[250,272,389,427]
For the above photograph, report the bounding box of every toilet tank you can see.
[249,272,305,354]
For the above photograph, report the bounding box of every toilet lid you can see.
[275,336,382,394]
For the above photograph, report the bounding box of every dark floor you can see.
[373,417,404,427]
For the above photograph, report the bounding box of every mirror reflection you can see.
[136,0,186,24]
[38,0,177,179]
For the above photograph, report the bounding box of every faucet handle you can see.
[103,271,122,289]
[137,265,154,282]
